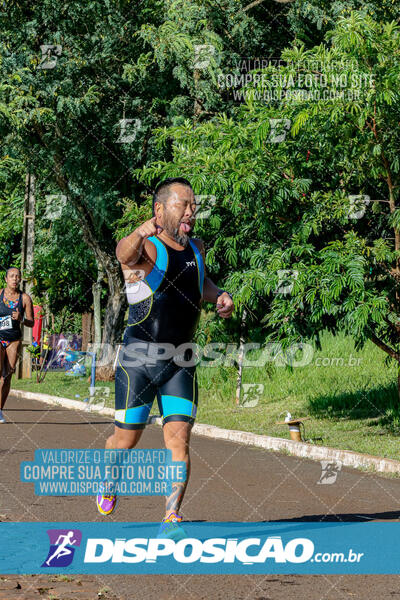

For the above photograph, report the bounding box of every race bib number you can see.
[0,316,12,330]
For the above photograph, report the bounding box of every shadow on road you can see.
[1,421,111,425]
[276,510,400,521]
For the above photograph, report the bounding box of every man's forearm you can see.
[202,277,223,303]
[116,231,144,265]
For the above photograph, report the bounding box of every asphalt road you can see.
[1,394,400,599]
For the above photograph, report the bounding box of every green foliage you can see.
[287,0,400,45]
[137,10,400,364]
[0,0,293,332]
[4,0,400,369]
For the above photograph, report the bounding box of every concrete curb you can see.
[10,388,400,475]
[10,389,114,418]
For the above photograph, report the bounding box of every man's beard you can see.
[162,212,190,247]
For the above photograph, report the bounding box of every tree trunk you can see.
[194,68,202,119]
[398,365,400,405]
[369,332,400,403]
[96,274,126,381]
[93,262,103,346]
[17,172,35,379]
[235,308,247,405]
[52,164,127,380]
[81,313,92,351]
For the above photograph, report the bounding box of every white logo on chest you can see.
[186,260,196,267]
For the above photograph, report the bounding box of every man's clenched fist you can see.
[135,217,163,239]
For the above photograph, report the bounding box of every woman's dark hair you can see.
[6,267,21,278]
[152,177,193,215]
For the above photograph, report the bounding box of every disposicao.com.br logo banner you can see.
[0,522,397,574]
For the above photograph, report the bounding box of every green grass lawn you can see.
[196,331,400,460]
[11,331,400,461]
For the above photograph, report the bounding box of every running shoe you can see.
[158,511,187,541]
[0,410,5,423]
[96,482,118,516]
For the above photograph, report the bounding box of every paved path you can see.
[1,394,400,599]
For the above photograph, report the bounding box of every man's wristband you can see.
[216,289,233,303]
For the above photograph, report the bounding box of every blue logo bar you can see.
[0,522,399,574]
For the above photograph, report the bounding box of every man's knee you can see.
[164,421,191,442]
[166,435,190,453]
[111,426,143,449]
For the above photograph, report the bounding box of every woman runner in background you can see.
[0,267,34,422]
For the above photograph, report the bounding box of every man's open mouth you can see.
[179,222,191,233]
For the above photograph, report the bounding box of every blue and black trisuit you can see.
[115,236,205,430]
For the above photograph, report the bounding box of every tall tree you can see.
[138,11,400,397]
[0,0,294,375]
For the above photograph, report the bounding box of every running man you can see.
[45,531,77,566]
[0,267,34,423]
[96,177,234,531]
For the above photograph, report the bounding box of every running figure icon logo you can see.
[317,461,343,485]
[41,529,82,567]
